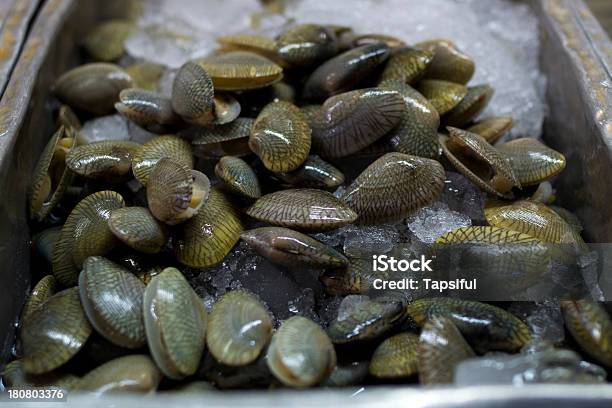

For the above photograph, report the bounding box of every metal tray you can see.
[0,0,611,406]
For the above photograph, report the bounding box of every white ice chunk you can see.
[79,114,130,144]
[406,201,472,244]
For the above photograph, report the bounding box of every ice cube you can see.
[79,114,130,144]
[439,172,486,224]
[406,201,472,244]
[343,224,399,258]
[336,295,370,322]
[509,301,565,345]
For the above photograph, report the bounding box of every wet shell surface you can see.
[310,88,404,158]
[131,135,193,186]
[276,154,345,189]
[562,300,612,369]
[198,51,283,91]
[276,24,338,67]
[249,100,311,173]
[496,137,566,186]
[341,152,445,224]
[78,256,146,348]
[484,200,583,244]
[171,61,215,125]
[303,43,390,100]
[379,80,441,159]
[190,117,254,146]
[143,267,208,379]
[320,258,391,296]
[444,84,494,127]
[66,141,139,181]
[212,93,241,125]
[214,156,261,199]
[441,127,520,198]
[266,316,336,387]
[52,191,125,287]
[467,116,513,144]
[146,158,210,225]
[240,227,348,268]
[418,315,475,385]
[246,189,357,231]
[20,287,92,374]
[416,79,467,115]
[175,188,244,267]
[418,39,475,84]
[53,63,134,115]
[379,47,433,84]
[2,359,80,390]
[115,88,179,130]
[77,355,162,393]
[206,290,273,366]
[21,275,58,322]
[109,206,167,254]
[369,332,419,379]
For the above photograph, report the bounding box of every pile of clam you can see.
[5,19,612,393]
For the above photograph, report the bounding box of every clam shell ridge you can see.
[342,152,445,224]
[132,135,194,186]
[214,156,262,199]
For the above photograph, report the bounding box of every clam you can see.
[217,34,279,63]
[115,88,180,131]
[190,117,253,145]
[29,126,76,221]
[320,258,390,296]
[341,152,445,224]
[83,19,134,61]
[2,359,80,390]
[246,188,357,231]
[32,227,62,264]
[240,227,348,268]
[322,361,369,387]
[379,47,433,84]
[52,191,125,286]
[484,200,584,244]
[77,355,161,393]
[21,275,58,322]
[214,156,261,199]
[266,316,336,387]
[416,79,467,115]
[78,256,146,348]
[206,290,273,366]
[175,188,244,267]
[310,88,404,158]
[417,39,475,84]
[379,80,441,159]
[441,127,520,198]
[20,288,92,374]
[171,61,215,126]
[418,315,475,385]
[275,24,338,67]
[198,51,283,91]
[348,33,405,49]
[551,205,583,232]
[53,63,134,115]
[328,294,406,343]
[276,154,345,189]
[467,116,514,144]
[250,101,311,172]
[496,137,566,186]
[444,84,494,127]
[369,332,419,379]
[66,140,140,182]
[562,300,612,369]
[406,297,531,353]
[146,158,210,225]
[125,62,165,91]
[131,135,193,186]
[143,267,208,379]
[212,93,241,124]
[303,43,390,100]
[57,104,82,130]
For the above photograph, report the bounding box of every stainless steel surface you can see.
[0,0,611,405]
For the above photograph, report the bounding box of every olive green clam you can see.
[214,156,261,199]
[206,290,273,366]
[115,88,180,131]
[240,227,348,268]
[109,207,168,253]
[246,189,357,231]
[21,275,58,322]
[2,359,80,390]
[309,88,404,158]
[379,47,433,84]
[83,19,134,62]
[217,34,279,63]
[78,256,146,348]
[143,267,208,379]
[496,137,566,186]
[562,300,612,369]
[275,24,338,67]
[416,79,468,115]
[266,316,336,388]
[444,84,494,127]
[52,190,125,287]
[146,158,210,225]
[77,355,162,393]
[198,51,283,91]
[175,188,244,267]
[131,135,193,186]
[417,39,475,84]
[276,154,344,189]
[57,104,81,130]
[369,332,419,379]
[125,62,165,91]
[171,61,215,125]
[467,116,513,144]
[320,258,390,296]
[53,63,134,115]
[20,288,92,374]
[250,100,311,173]
[342,152,445,224]
[66,140,139,181]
